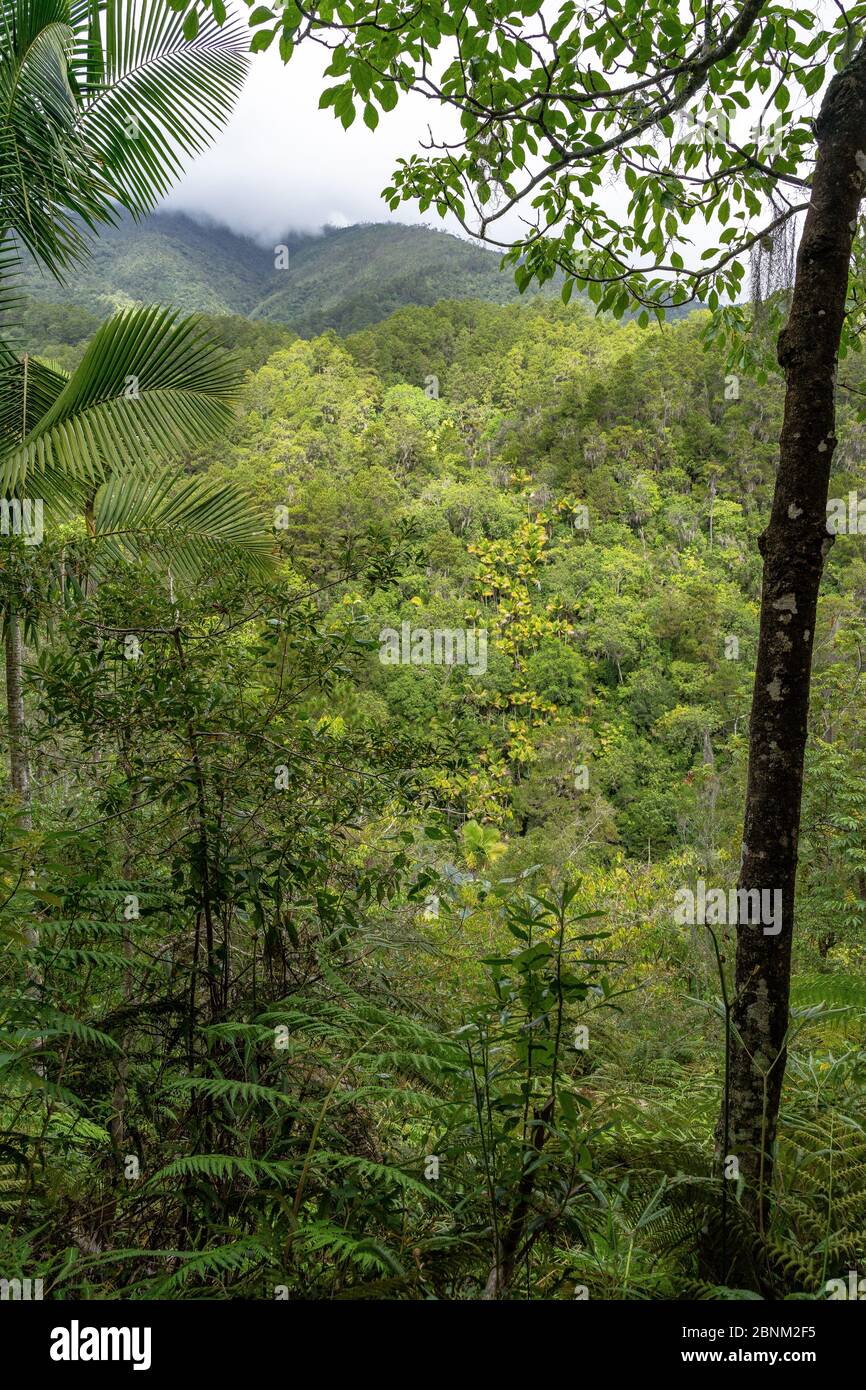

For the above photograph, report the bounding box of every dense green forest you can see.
[4,292,866,1299]
[4,0,866,1318]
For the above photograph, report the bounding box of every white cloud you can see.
[163,42,466,242]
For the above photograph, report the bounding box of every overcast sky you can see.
[163,43,469,243]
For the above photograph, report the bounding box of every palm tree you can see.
[1,0,270,819]
[1,0,250,278]
[1,308,274,819]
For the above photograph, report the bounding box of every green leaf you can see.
[69,0,250,220]
[1,307,247,508]
[379,81,398,112]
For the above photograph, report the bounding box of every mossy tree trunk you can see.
[719,40,866,1230]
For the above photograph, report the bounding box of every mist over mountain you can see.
[19,212,557,336]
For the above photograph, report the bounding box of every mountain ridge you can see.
[18,212,555,337]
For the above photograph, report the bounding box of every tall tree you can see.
[239,0,866,1232]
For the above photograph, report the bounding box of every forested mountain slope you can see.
[16,213,559,333]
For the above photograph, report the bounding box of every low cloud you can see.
[163,46,462,243]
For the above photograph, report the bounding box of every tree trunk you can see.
[482,1095,554,1299]
[5,608,39,957]
[6,608,31,823]
[109,743,140,1162]
[718,41,866,1230]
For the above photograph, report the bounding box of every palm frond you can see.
[0,0,247,295]
[0,0,114,274]
[92,461,273,579]
[0,351,69,450]
[68,0,249,215]
[0,304,242,501]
